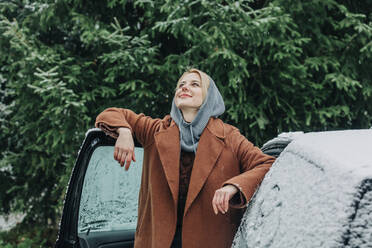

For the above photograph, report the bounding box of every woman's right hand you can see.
[114,127,136,170]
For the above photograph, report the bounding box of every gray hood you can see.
[170,75,225,153]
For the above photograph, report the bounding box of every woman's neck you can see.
[181,109,198,123]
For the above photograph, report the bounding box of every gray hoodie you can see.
[170,76,225,153]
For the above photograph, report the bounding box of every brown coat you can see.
[95,108,275,248]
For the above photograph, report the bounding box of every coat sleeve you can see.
[222,129,275,208]
[95,107,162,147]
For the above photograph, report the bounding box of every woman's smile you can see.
[179,93,192,98]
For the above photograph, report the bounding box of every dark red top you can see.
[177,150,195,228]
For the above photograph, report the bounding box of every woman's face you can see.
[174,72,203,111]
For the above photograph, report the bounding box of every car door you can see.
[55,128,143,248]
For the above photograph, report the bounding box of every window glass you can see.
[78,146,143,233]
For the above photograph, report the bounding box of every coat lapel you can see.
[154,118,225,215]
[154,123,180,207]
[184,118,225,216]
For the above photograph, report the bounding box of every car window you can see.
[77,146,143,234]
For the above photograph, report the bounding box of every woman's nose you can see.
[181,84,189,91]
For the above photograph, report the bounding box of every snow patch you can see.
[0,213,25,231]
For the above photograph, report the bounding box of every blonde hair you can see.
[175,68,210,103]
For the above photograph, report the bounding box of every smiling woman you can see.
[95,68,275,248]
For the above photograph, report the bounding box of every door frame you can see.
[55,128,117,248]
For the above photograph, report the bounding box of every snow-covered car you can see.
[232,129,372,248]
[55,129,372,248]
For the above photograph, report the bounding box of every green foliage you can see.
[150,0,372,141]
[0,223,57,248]
[0,0,371,243]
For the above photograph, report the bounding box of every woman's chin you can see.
[176,101,202,110]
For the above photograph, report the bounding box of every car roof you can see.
[286,129,372,181]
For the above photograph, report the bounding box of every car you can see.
[55,128,372,248]
[232,129,372,248]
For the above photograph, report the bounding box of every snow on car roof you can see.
[286,129,372,180]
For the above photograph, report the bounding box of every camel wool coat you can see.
[95,107,275,248]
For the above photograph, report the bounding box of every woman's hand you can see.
[212,185,239,215]
[114,127,136,170]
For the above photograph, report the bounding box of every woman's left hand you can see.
[212,185,239,215]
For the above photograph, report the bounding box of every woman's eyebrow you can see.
[179,80,201,84]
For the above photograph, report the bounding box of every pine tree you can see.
[0,0,371,244]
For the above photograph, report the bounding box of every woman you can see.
[95,68,275,248]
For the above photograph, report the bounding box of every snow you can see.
[232,129,372,248]
[0,213,25,231]
[78,146,143,233]
[262,131,305,148]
